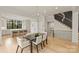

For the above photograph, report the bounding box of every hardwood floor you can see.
[0,35,79,53]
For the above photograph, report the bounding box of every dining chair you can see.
[32,35,43,53]
[23,30,27,35]
[13,31,18,37]
[16,37,30,53]
[42,32,48,47]
[19,30,24,36]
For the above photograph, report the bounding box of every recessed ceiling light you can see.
[37,13,40,16]
[55,7,58,9]
[44,10,46,14]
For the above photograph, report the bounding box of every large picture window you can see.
[7,20,22,29]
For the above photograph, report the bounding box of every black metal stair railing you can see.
[54,11,72,29]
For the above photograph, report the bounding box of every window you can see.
[7,20,22,29]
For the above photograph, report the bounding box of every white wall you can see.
[30,19,38,33]
[30,21,38,33]
[72,11,78,43]
[0,17,7,45]
[22,20,30,32]
[0,14,46,34]
[30,16,46,33]
[0,18,7,30]
[0,15,31,30]
[0,14,31,37]
[54,30,72,40]
[38,16,46,32]
[46,15,72,40]
[47,15,71,30]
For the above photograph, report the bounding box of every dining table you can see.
[23,35,35,53]
[23,32,47,53]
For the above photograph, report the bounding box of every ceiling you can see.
[0,6,78,19]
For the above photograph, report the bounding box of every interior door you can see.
[31,22,38,33]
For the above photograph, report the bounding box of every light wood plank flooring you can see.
[0,35,79,53]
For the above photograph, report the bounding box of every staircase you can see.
[48,11,72,40]
[54,11,72,29]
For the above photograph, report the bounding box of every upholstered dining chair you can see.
[16,37,30,53]
[32,35,43,53]
[42,32,48,47]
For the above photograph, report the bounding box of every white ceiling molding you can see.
[0,6,78,19]
[0,13,32,21]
